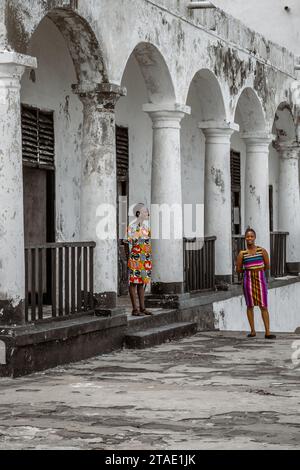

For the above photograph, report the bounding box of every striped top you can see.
[241,247,265,271]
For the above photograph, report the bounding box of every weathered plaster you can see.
[1,0,300,325]
[214,280,300,332]
[5,0,107,84]
[5,0,296,117]
[21,17,83,242]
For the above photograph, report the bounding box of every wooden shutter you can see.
[116,125,129,178]
[230,150,241,191]
[21,104,55,169]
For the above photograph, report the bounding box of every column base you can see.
[0,299,25,326]
[215,275,232,291]
[151,282,184,295]
[145,292,190,309]
[286,262,300,275]
[94,292,117,310]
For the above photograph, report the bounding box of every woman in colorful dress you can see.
[236,227,276,339]
[126,203,152,316]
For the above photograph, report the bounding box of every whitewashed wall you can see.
[20,18,83,242]
[181,80,205,209]
[115,54,152,214]
[214,280,300,332]
[213,0,300,56]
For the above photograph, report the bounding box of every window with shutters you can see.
[230,150,241,192]
[21,104,55,169]
[230,150,241,235]
[116,125,129,179]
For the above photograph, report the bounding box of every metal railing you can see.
[232,235,245,283]
[232,232,289,281]
[183,236,216,292]
[25,241,95,323]
[270,231,288,277]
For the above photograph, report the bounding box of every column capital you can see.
[143,103,191,129]
[241,131,275,145]
[277,141,300,159]
[198,120,239,134]
[0,50,37,68]
[72,82,127,110]
[0,51,37,87]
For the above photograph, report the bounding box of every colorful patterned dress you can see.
[241,247,268,308]
[127,221,152,285]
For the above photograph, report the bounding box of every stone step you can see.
[127,308,180,333]
[124,321,198,349]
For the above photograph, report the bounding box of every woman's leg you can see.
[137,284,145,310]
[247,307,256,335]
[260,307,270,336]
[129,283,138,311]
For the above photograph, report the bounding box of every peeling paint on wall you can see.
[209,41,252,96]
[211,167,225,193]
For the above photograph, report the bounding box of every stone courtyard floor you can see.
[0,331,300,450]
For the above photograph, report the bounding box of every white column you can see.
[143,103,190,294]
[0,52,37,324]
[278,142,300,272]
[199,121,239,282]
[74,83,126,309]
[242,132,272,254]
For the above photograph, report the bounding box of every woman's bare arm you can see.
[236,251,243,274]
[262,248,270,271]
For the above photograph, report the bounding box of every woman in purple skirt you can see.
[236,227,276,339]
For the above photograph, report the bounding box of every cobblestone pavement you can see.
[0,331,300,450]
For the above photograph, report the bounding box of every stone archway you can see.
[234,87,270,252]
[271,101,300,273]
[5,1,107,84]
[116,41,188,295]
[184,68,235,283]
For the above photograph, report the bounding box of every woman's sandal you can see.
[265,334,276,340]
[132,309,144,316]
[247,333,256,337]
[140,308,153,316]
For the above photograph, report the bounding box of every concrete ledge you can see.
[0,313,127,377]
[145,293,190,309]
[125,322,197,349]
[214,275,300,333]
[128,304,215,333]
[268,275,300,289]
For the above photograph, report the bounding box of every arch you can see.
[234,87,267,133]
[25,7,107,84]
[272,101,297,144]
[185,69,227,121]
[120,42,176,104]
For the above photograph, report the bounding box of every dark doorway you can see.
[116,125,129,295]
[22,104,55,304]
[230,150,241,235]
[231,150,242,283]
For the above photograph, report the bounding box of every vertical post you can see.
[71,246,76,314]
[51,247,57,317]
[242,132,273,255]
[0,52,37,325]
[73,83,126,309]
[278,142,300,274]
[65,246,70,316]
[143,104,190,295]
[199,121,239,284]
